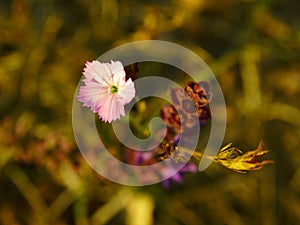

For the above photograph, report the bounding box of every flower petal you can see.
[82,60,113,86]
[118,79,135,105]
[109,60,126,86]
[77,80,104,112]
[97,94,126,123]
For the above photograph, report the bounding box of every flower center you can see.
[110,85,119,94]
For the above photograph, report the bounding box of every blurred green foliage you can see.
[0,0,300,224]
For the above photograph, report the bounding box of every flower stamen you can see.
[110,85,119,94]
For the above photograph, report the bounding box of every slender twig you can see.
[177,146,216,162]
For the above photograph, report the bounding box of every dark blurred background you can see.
[0,0,300,224]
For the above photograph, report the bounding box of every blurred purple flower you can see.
[184,81,211,120]
[125,147,197,188]
[162,163,197,188]
[161,81,211,145]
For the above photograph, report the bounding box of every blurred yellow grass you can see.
[0,0,299,224]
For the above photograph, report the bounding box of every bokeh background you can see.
[1,0,300,224]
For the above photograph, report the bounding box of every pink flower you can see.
[77,60,135,123]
